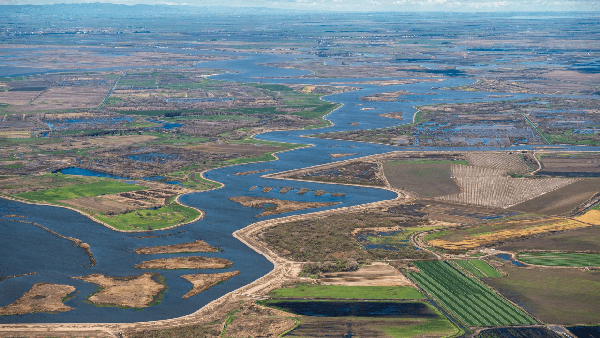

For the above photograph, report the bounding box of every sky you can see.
[2,0,600,11]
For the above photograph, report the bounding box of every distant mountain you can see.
[0,3,309,17]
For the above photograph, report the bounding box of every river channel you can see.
[1,50,600,323]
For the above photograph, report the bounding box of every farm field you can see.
[509,179,600,215]
[537,153,600,176]
[516,252,600,267]
[453,260,502,278]
[407,261,537,327]
[426,217,590,251]
[269,284,425,300]
[382,160,463,197]
[498,226,600,252]
[484,264,600,325]
[436,163,577,208]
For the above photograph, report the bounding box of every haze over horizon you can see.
[1,0,600,12]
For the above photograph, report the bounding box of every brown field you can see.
[0,283,76,316]
[74,273,165,308]
[13,86,111,112]
[37,135,159,151]
[509,179,600,215]
[498,226,600,253]
[229,196,339,217]
[538,153,600,175]
[318,262,413,287]
[0,90,41,105]
[382,161,461,198]
[134,240,218,254]
[484,265,600,325]
[427,217,590,251]
[134,256,233,270]
[224,316,297,338]
[181,271,240,299]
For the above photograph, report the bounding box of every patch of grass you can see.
[516,252,600,267]
[95,203,200,231]
[384,316,463,338]
[270,284,425,300]
[15,181,146,202]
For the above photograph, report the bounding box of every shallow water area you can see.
[262,300,436,318]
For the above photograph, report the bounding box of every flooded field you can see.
[260,300,436,318]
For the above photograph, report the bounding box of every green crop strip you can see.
[517,252,600,267]
[269,284,425,300]
[407,261,536,327]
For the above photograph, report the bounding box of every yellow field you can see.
[575,210,600,225]
[428,218,590,250]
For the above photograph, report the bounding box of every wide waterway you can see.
[2,49,600,323]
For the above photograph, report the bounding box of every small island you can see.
[135,256,233,270]
[0,283,76,316]
[74,273,166,309]
[181,271,240,299]
[134,239,219,254]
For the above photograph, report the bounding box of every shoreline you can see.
[0,193,205,234]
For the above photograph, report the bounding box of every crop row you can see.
[437,164,576,208]
[517,252,600,267]
[408,261,536,327]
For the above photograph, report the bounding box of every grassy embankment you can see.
[260,283,463,338]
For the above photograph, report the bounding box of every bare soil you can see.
[134,256,233,270]
[0,283,76,316]
[229,196,339,217]
[318,262,413,287]
[181,271,240,299]
[510,179,600,215]
[134,240,218,254]
[74,273,165,308]
[224,316,297,338]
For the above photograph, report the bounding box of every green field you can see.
[517,252,600,267]
[453,260,502,278]
[15,181,145,202]
[269,284,425,300]
[408,261,536,327]
[95,203,201,231]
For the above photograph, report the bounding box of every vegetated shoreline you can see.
[0,192,205,233]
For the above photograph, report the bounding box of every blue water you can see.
[2,48,600,324]
[58,167,130,180]
[496,254,527,267]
